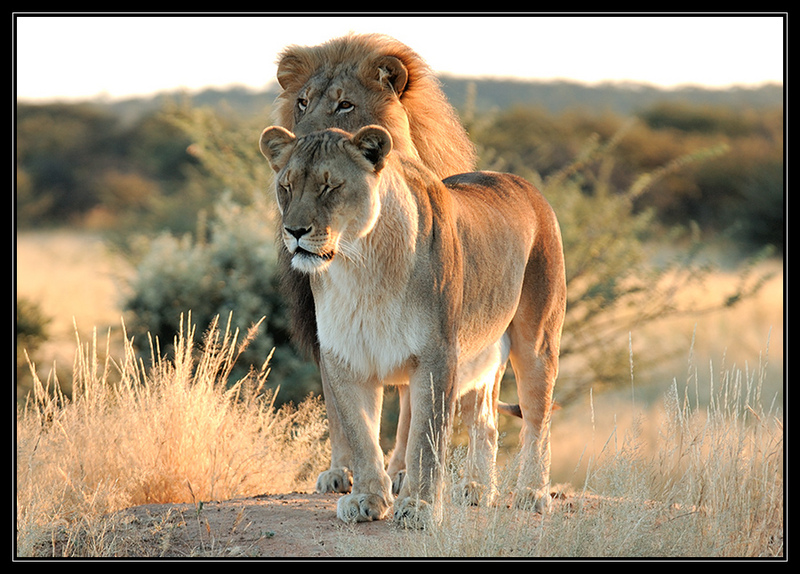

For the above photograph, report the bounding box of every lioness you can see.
[259,124,566,526]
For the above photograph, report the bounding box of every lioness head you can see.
[259,125,393,274]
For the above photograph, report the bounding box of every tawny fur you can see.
[271,34,482,494]
[259,125,566,526]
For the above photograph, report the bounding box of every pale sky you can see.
[14,14,786,102]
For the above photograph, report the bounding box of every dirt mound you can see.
[113,489,590,558]
[119,492,403,558]
[48,488,778,558]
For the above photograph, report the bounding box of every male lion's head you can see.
[259,125,392,275]
[274,33,476,179]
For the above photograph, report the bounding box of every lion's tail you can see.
[498,401,561,418]
[497,402,522,418]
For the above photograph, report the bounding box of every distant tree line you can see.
[470,101,783,252]
[16,80,784,253]
[16,102,206,235]
[440,76,783,116]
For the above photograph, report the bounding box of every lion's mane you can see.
[274,33,477,181]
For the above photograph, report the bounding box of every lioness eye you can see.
[297,97,308,112]
[321,183,341,196]
[336,100,354,113]
[275,183,290,211]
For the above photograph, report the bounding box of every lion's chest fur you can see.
[311,176,429,381]
[313,265,430,381]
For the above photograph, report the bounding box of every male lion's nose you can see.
[285,226,312,240]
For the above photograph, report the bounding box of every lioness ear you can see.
[259,126,297,171]
[351,125,393,173]
[374,55,408,97]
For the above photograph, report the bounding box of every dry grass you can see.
[15,231,784,558]
[16,323,783,557]
[340,344,784,557]
[16,315,330,557]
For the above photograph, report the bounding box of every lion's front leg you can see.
[315,360,354,494]
[321,352,393,523]
[393,359,457,529]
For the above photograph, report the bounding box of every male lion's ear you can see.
[276,49,312,90]
[259,126,297,171]
[351,125,393,173]
[373,55,408,97]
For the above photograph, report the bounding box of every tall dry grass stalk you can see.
[340,341,784,558]
[16,314,329,557]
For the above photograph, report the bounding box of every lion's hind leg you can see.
[508,347,559,513]
[458,384,499,506]
[456,337,508,506]
[507,250,566,513]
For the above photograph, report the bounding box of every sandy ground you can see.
[113,491,449,558]
[90,487,600,559]
[91,490,581,559]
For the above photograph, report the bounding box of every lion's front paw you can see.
[315,467,352,494]
[393,497,434,529]
[513,486,553,513]
[336,493,392,523]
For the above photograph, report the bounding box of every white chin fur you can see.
[291,251,333,274]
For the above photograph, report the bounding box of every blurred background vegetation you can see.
[16,78,784,420]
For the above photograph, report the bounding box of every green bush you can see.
[122,196,320,404]
[476,119,771,403]
[471,104,784,253]
[727,159,784,252]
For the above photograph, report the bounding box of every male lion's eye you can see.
[336,100,354,113]
[297,98,308,112]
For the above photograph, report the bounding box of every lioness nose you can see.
[285,226,312,240]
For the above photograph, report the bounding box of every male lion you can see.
[272,33,485,494]
[259,124,566,526]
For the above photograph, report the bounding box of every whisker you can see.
[336,238,365,268]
